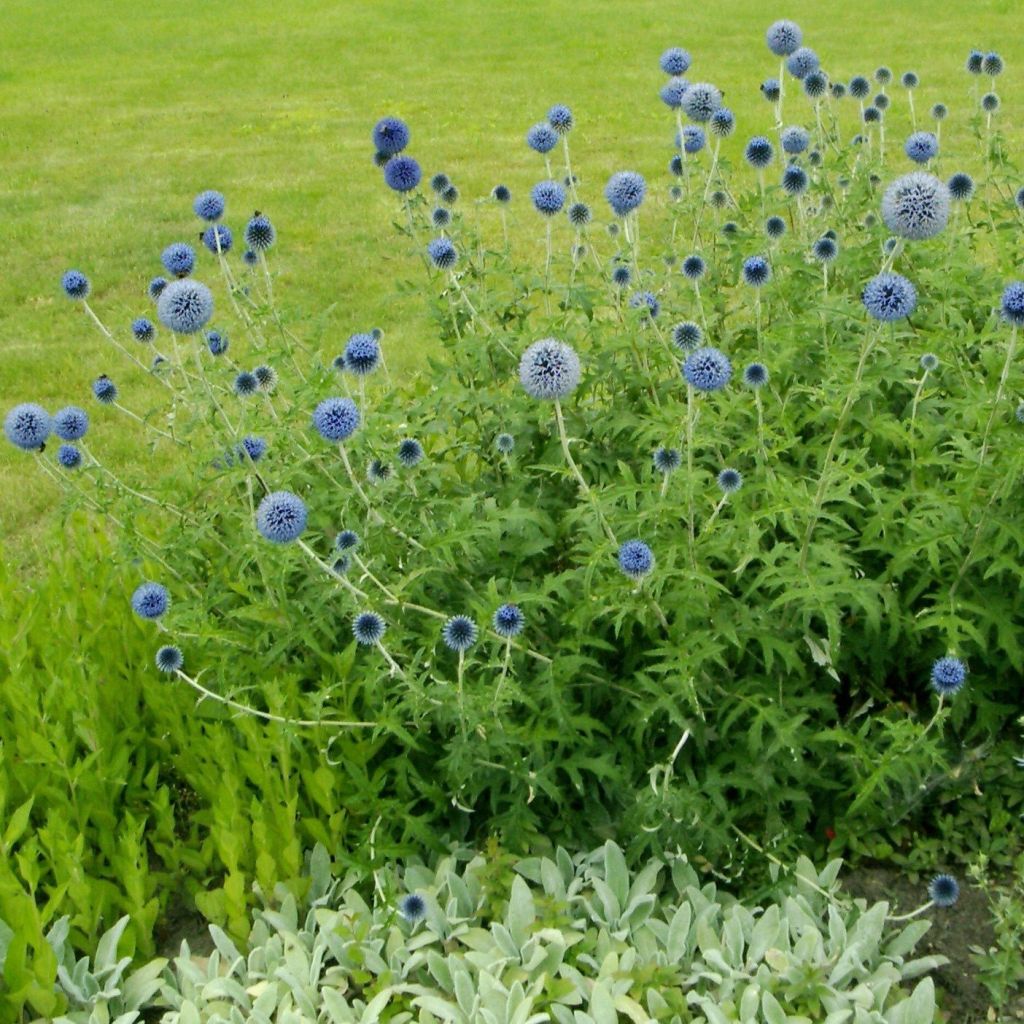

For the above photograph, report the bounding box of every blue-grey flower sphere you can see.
[742,256,771,287]
[493,184,511,203]
[161,243,196,278]
[862,273,917,321]
[743,362,769,388]
[744,136,774,168]
[233,371,257,397]
[335,529,360,551]
[904,131,938,164]
[766,19,802,56]
[62,269,90,300]
[344,333,380,375]
[519,339,581,400]
[383,155,422,193]
[931,103,948,120]
[397,438,424,467]
[442,615,478,652]
[709,107,735,137]
[399,893,426,922]
[256,491,307,544]
[53,406,88,441]
[920,353,939,371]
[604,171,646,217]
[831,82,847,98]
[672,321,703,350]
[930,655,966,695]
[781,126,810,154]
[786,47,819,80]
[193,189,225,221]
[928,874,959,908]
[242,249,259,266]
[4,403,50,450]
[983,52,1004,76]
[681,254,706,280]
[526,122,559,154]
[367,458,391,484]
[531,179,565,216]
[803,71,828,99]
[629,290,660,319]
[431,207,451,228]
[660,78,690,109]
[148,276,168,300]
[660,47,691,75]
[761,78,781,102]
[430,173,451,195]
[1000,282,1024,326]
[875,66,892,84]
[313,397,360,442]
[253,365,277,393]
[373,116,410,155]
[157,279,214,334]
[863,105,881,124]
[681,125,706,154]
[611,264,632,287]
[567,202,591,228]
[966,50,984,74]
[427,236,458,269]
[947,172,974,201]
[653,446,682,473]
[547,104,574,134]
[132,582,169,620]
[813,237,839,263]
[202,224,233,254]
[493,603,525,638]
[849,75,871,99]
[206,330,228,355]
[495,432,515,454]
[717,468,743,494]
[901,71,919,89]
[683,347,732,391]
[981,92,1000,112]
[618,539,654,579]
[132,317,155,342]
[781,165,808,195]
[353,611,386,646]
[766,215,786,239]
[874,92,891,111]
[682,82,722,123]
[882,172,950,240]
[237,435,267,462]
[90,374,117,404]
[155,645,184,674]
[57,443,82,468]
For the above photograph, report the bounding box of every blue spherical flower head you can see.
[132,582,169,620]
[193,189,225,221]
[786,47,819,80]
[383,155,421,193]
[353,611,386,646]
[660,47,691,75]
[92,376,118,404]
[803,71,828,99]
[781,126,810,154]
[368,458,391,483]
[427,236,458,269]
[531,180,565,216]
[53,406,88,441]
[875,66,893,85]
[344,333,381,375]
[256,491,307,543]
[492,184,511,203]
[781,165,808,195]
[526,122,558,154]
[863,106,881,124]
[237,435,267,462]
[905,131,938,164]
[669,154,684,177]
[947,172,974,201]
[831,82,847,98]
[233,371,258,396]
[660,78,690,109]
[862,273,917,321]
[653,446,682,473]
[604,171,646,217]
[253,365,277,393]
[148,276,168,300]
[874,92,891,111]
[313,397,360,442]
[682,83,722,123]
[567,202,591,227]
[766,19,802,56]
[813,237,839,262]
[399,893,427,923]
[709,108,735,137]
[928,874,960,908]
[245,213,276,250]
[519,339,581,400]
[5,403,51,450]
[61,269,90,300]
[717,468,742,494]
[132,317,155,342]
[546,105,573,135]
[683,347,732,392]
[981,92,1000,113]
[493,603,525,638]
[161,243,196,278]
[679,125,705,154]
[743,362,769,388]
[442,615,478,652]
[966,50,984,74]
[373,116,410,155]
[242,249,259,266]
[983,52,1003,77]
[495,432,515,454]
[721,221,739,237]
[681,254,706,280]
[742,256,771,287]
[882,172,950,242]
[155,645,183,674]
[618,539,654,579]
[849,75,871,99]
[629,290,660,319]
[930,655,966,696]
[672,321,703,350]
[206,330,228,355]
[57,444,82,468]
[430,172,451,194]
[901,71,919,89]
[202,224,233,254]
[1000,282,1024,326]
[766,215,786,239]
[932,103,948,120]
[157,279,214,334]
[761,78,781,103]
[373,150,390,168]
[335,529,360,551]
[744,136,774,169]
[431,207,451,228]
[398,438,424,467]
[919,353,939,372]
[611,264,632,288]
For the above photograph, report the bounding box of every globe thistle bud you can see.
[233,371,258,396]
[813,237,839,262]
[618,540,654,579]
[781,125,810,154]
[679,124,706,153]
[683,347,732,391]
[256,491,307,543]
[628,290,660,319]
[849,75,871,99]
[781,165,809,195]
[983,52,1004,77]
[901,71,919,89]
[61,269,90,300]
[743,362,769,388]
[765,215,786,239]
[353,611,386,645]
[155,645,184,674]
[761,78,781,103]
[786,47,819,80]
[931,103,948,120]
[682,82,722,123]
[766,19,802,56]
[904,131,938,164]
[242,249,259,266]
[206,330,228,356]
[92,375,118,404]
[653,446,682,473]
[660,46,692,75]
[981,92,1000,112]
[744,136,774,169]
[947,172,975,202]
[132,317,155,342]
[875,66,893,85]
[567,202,591,227]
[717,468,743,494]
[919,353,939,371]
[492,603,525,638]
[874,92,890,111]
[611,264,632,287]
[862,272,917,321]
[253,365,277,393]
[863,106,881,124]
[193,189,226,221]
[803,71,828,99]
[148,276,168,300]
[53,406,88,441]
[831,82,847,99]
[397,438,424,467]
[709,107,735,137]
[493,184,511,203]
[442,615,478,652]
[927,874,960,908]
[335,529,360,551]
[495,433,515,454]
[672,321,703,349]
[431,207,451,228]
[1000,282,1024,326]
[399,893,427,922]
[742,256,771,286]
[427,237,458,269]
[372,116,410,155]
[930,656,966,696]
[383,156,422,193]
[966,51,984,75]
[660,79,690,109]
[430,172,451,194]
[681,254,706,280]
[547,104,574,134]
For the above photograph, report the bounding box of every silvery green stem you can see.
[338,443,426,552]
[978,324,1017,464]
[554,398,617,546]
[562,135,577,200]
[457,649,467,739]
[375,639,405,678]
[544,219,553,314]
[701,495,729,535]
[885,902,935,923]
[907,89,917,130]
[296,538,371,601]
[493,637,513,710]
[111,401,181,444]
[908,367,930,480]
[79,441,173,511]
[82,301,173,387]
[675,110,691,196]
[193,345,237,436]
[685,384,697,567]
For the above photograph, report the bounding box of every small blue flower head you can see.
[202,224,233,254]
[155,645,184,674]
[237,435,267,462]
[874,92,891,111]
[781,126,810,154]
[928,874,960,908]
[256,491,307,543]
[875,66,893,84]
[901,71,919,89]
[761,78,781,102]
[681,254,706,280]
[611,264,632,287]
[243,249,259,266]
[604,171,646,217]
[983,52,1004,76]
[966,50,984,74]
[344,333,380,375]
[53,406,89,441]
[157,279,214,334]
[4,403,51,450]
[931,102,948,120]
[653,446,682,473]
[495,432,515,454]
[493,184,511,203]
[1016,187,1024,210]
[831,82,847,98]
[57,444,82,468]
[709,107,735,137]
[547,104,574,134]
[526,122,559,154]
[669,154,684,177]
[567,202,591,227]
[717,468,742,494]
[722,221,739,237]
[531,179,566,216]
[61,269,90,300]
[683,347,732,392]
[766,215,786,239]
[427,236,458,269]
[905,131,938,164]
[206,330,228,355]
[920,353,939,371]
[882,172,950,240]
[245,213,277,252]
[353,611,387,646]
[786,47,819,80]
[161,243,196,278]
[399,893,427,923]
[766,19,803,56]
[803,71,828,99]
[629,290,660,319]
[678,125,705,154]
[981,92,1000,112]
[947,172,975,201]
[397,438,424,467]
[431,207,451,228]
[813,237,839,262]
[233,371,258,396]
[373,150,390,168]
[313,397,360,442]
[430,173,451,194]
[849,75,871,99]
[743,362,769,388]
[672,321,703,350]
[930,655,966,696]
[660,78,690,109]
[437,182,456,205]
[862,273,917,321]
[493,603,525,638]
[682,82,722,123]
[618,539,654,579]
[193,189,225,221]
[1000,282,1024,326]
[745,136,774,169]
[742,256,771,287]
[369,461,390,486]
[253,365,277,393]
[92,376,118,404]
[148,276,168,300]
[442,615,478,652]
[373,116,410,155]
[335,529,360,551]
[660,46,692,75]
[132,582,169,620]
[781,165,809,195]
[519,338,581,400]
[863,105,881,124]
[132,317,155,342]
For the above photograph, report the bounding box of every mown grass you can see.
[1,0,1021,555]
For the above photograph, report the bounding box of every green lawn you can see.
[1,0,1021,552]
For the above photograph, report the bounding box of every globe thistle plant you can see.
[766,19,802,57]
[92,376,118,404]
[743,362,769,388]
[653,446,682,473]
[682,83,722,122]
[519,339,581,400]
[233,371,258,397]
[399,893,427,923]
[617,539,654,579]
[53,406,88,441]
[442,615,478,652]
[862,273,918,321]
[157,279,214,334]
[397,438,424,467]
[680,125,706,153]
[372,116,410,155]
[683,347,732,391]
[919,353,939,372]
[881,172,950,240]
[148,276,168,300]
[659,47,691,75]
[742,256,771,287]
[803,71,828,100]
[427,236,458,269]
[928,875,960,908]
[672,321,703,349]
[132,582,169,620]
[61,269,90,300]
[611,265,632,288]
[786,47,819,80]
[709,107,735,137]
[567,202,591,227]
[547,104,573,134]
[253,365,277,393]
[495,433,515,455]
[526,123,559,154]
[947,172,975,202]
[531,180,566,216]
[206,330,228,356]
[717,468,743,494]
[193,190,225,221]
[849,75,871,99]
[781,165,809,195]
[766,215,786,239]
[813,237,839,263]
[628,290,660,319]
[983,52,1004,77]
[930,656,967,696]
[256,491,307,543]
[383,156,422,193]
[4,403,51,450]
[57,444,82,468]
[335,529,360,551]
[660,79,689,109]
[132,317,155,342]
[352,611,387,646]
[202,224,233,254]
[492,603,525,638]
[155,645,184,674]
[161,243,196,278]
[313,397,360,441]
[744,136,774,169]
[781,126,810,154]
[761,78,781,103]
[681,254,706,280]
[966,50,984,75]
[1000,282,1024,326]
[904,131,938,163]
[431,207,451,228]
[492,184,511,203]
[875,66,893,85]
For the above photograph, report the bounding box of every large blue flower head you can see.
[202,224,233,254]
[57,444,82,469]
[680,125,706,154]
[983,51,1004,76]
[132,317,155,342]
[618,539,654,579]
[61,270,90,300]
[660,78,690,109]
[132,582,169,620]
[761,78,782,102]
[492,603,525,638]
[1000,282,1024,326]
[682,82,722,123]
[344,333,380,375]
[604,171,646,217]
[256,491,307,543]
[629,290,660,319]
[383,155,421,193]
[786,47,819,79]
[92,376,118,404]
[744,136,775,169]
[766,215,786,239]
[313,397,360,441]
[397,438,424,467]
[881,172,950,240]
[928,874,960,908]
[709,107,735,137]
[660,46,691,75]
[193,189,225,221]
[373,116,410,156]
[742,256,771,287]
[930,656,966,696]
[862,273,917,321]
[157,279,214,334]
[813,237,839,262]
[427,236,458,269]
[206,330,228,355]
[519,338,581,400]
[681,254,706,280]
[781,165,809,195]
[653,446,682,473]
[672,321,703,349]
[526,123,559,154]
[803,71,828,99]
[161,242,196,278]
[547,104,574,134]
[683,347,732,391]
[849,75,871,99]
[155,645,184,674]
[781,125,810,154]
[148,276,168,300]
[947,172,975,201]
[531,179,566,216]
[353,611,387,646]
[4,403,50,450]
[245,213,277,251]
[53,406,89,441]
[766,19,802,56]
[743,362,769,388]
[442,615,478,652]
[904,131,938,164]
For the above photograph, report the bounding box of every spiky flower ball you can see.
[849,75,871,99]
[237,435,267,462]
[202,224,233,254]
[831,82,847,99]
[683,347,732,392]
[547,104,574,134]
[803,71,828,99]
[148,276,168,300]
[4,403,50,450]
[1000,282,1024,326]
[781,126,810,154]
[493,603,525,638]
[930,656,966,696]
[61,269,90,300]
[862,273,917,321]
[766,215,786,239]
[373,116,410,155]
[493,184,511,203]
[353,611,387,646]
[604,171,646,216]
[660,79,689,108]
[781,165,808,195]
[653,447,682,473]
[928,874,960,908]
[531,180,566,216]
[863,106,881,124]
[966,50,984,74]
[742,256,771,287]
[680,125,705,153]
[383,156,422,193]
[519,339,581,400]
[193,190,225,221]
[786,47,819,80]
[983,52,1004,77]
[660,47,691,75]
[947,172,975,202]
[526,123,559,154]
[611,265,632,287]
[717,468,743,494]
[206,330,228,356]
[335,529,360,551]
[874,92,891,111]
[875,66,893,84]
[568,202,591,227]
[682,82,722,122]
[313,397,360,442]
[155,645,184,674]
[709,108,735,137]
[761,78,781,102]
[92,376,118,404]
[920,353,939,372]
[813,237,839,263]
[629,291,660,319]
[256,491,307,543]
[161,243,196,278]
[932,103,948,120]
[53,406,88,441]
[981,93,1000,112]
[495,433,515,454]
[743,362,769,388]
[132,582,169,620]
[343,333,380,375]
[681,254,706,280]
[399,893,427,923]
[426,236,458,270]
[744,136,774,168]
[432,207,451,228]
[57,444,82,468]
[901,71,919,88]
[442,615,478,652]
[253,365,277,393]
[881,172,950,240]
[618,540,654,579]
[157,279,214,334]
[672,321,703,350]
[397,438,424,467]
[766,19,802,56]
[242,249,259,266]
[132,317,155,342]
[233,371,258,397]
[904,131,938,164]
